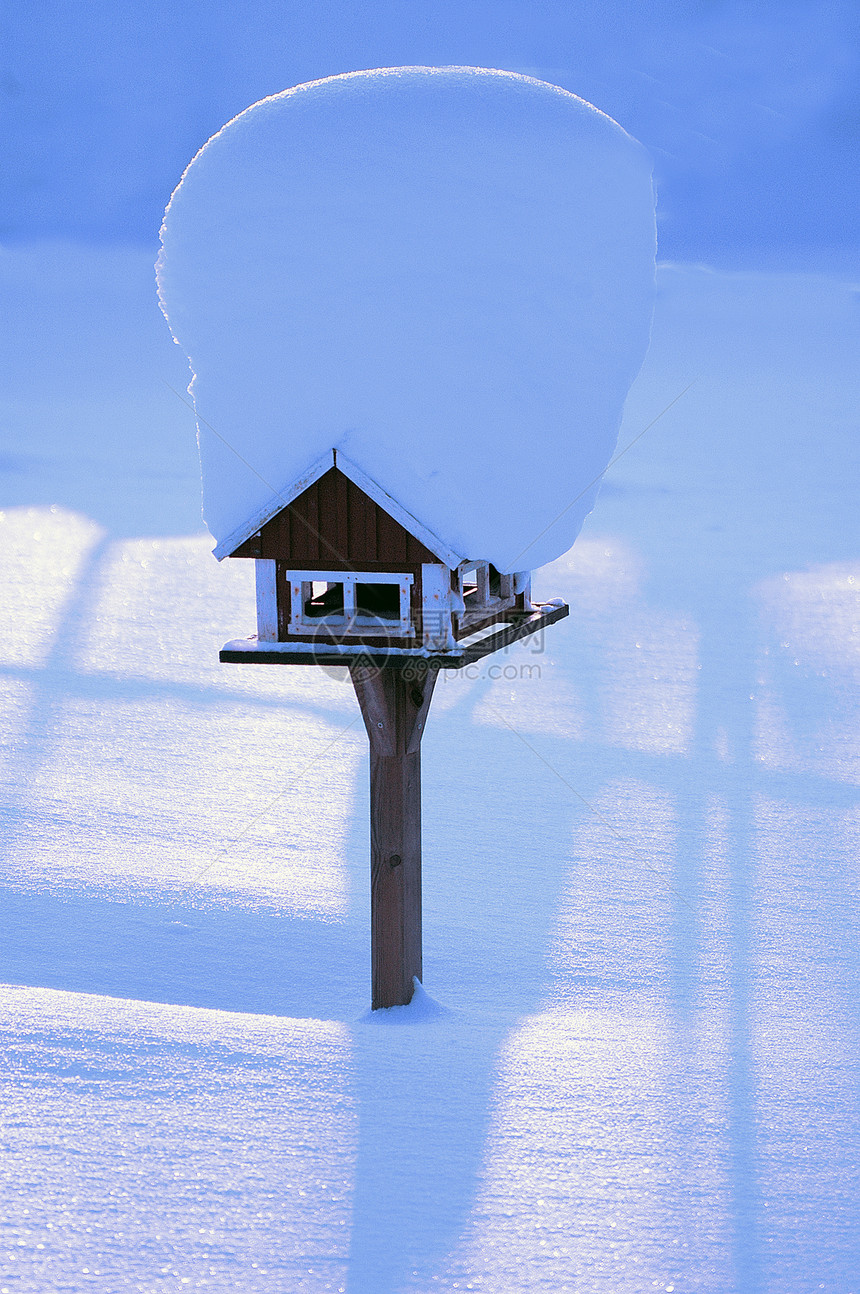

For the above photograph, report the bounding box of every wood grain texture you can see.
[232,469,437,569]
[350,664,438,1009]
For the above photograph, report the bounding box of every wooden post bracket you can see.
[350,662,438,1008]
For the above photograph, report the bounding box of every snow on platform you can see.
[217,601,569,667]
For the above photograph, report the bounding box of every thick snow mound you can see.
[157,66,656,572]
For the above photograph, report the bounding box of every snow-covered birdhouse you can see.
[156,65,657,1008]
[157,67,656,662]
[218,449,533,654]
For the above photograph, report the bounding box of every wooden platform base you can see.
[219,602,569,668]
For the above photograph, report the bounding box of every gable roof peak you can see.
[214,449,466,570]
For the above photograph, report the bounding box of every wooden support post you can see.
[350,663,438,1008]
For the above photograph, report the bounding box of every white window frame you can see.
[457,559,497,609]
[287,570,415,637]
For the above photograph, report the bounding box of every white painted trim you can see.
[287,570,415,637]
[254,559,278,642]
[288,569,415,586]
[213,450,335,560]
[421,563,456,650]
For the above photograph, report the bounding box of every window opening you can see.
[356,582,400,620]
[288,570,414,636]
[304,581,344,618]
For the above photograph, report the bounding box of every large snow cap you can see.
[157,67,656,572]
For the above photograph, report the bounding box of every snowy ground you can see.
[1,246,859,1292]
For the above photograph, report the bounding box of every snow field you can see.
[0,253,858,1290]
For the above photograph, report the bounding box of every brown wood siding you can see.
[230,468,438,569]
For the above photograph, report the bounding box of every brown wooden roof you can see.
[229,467,438,568]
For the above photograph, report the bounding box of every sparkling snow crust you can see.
[157,66,656,571]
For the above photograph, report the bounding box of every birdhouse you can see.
[218,449,535,657]
[157,65,656,1008]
